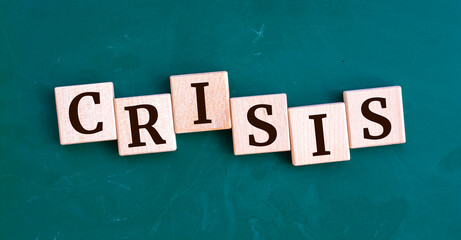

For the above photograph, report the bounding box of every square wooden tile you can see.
[55,82,117,145]
[170,71,231,133]
[288,103,350,166]
[343,86,406,149]
[230,94,291,155]
[114,94,177,156]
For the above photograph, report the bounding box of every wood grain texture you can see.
[230,94,291,155]
[344,86,406,149]
[288,103,350,166]
[114,94,176,156]
[54,82,117,145]
[170,71,231,133]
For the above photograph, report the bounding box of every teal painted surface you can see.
[1,0,461,239]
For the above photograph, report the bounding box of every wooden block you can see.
[55,82,117,145]
[343,86,406,149]
[114,94,177,156]
[170,71,231,133]
[288,103,350,166]
[230,94,291,155]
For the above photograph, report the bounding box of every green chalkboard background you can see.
[1,0,461,239]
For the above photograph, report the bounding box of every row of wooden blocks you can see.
[55,71,406,166]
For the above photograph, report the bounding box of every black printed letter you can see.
[124,105,166,147]
[191,82,212,124]
[309,114,331,156]
[361,97,392,140]
[247,104,277,146]
[69,92,103,134]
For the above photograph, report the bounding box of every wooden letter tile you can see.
[170,71,231,133]
[343,86,406,149]
[230,94,291,155]
[114,94,176,156]
[288,103,350,166]
[55,82,117,145]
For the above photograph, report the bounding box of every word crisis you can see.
[55,71,406,166]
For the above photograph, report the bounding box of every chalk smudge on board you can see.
[224,163,236,240]
[249,218,262,240]
[107,179,132,191]
[252,24,265,43]
[112,217,128,222]
[201,193,209,231]
[438,146,461,172]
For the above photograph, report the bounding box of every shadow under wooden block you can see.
[54,82,117,145]
[343,86,406,149]
[288,103,350,166]
[114,94,177,156]
[230,93,291,155]
[170,71,231,133]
